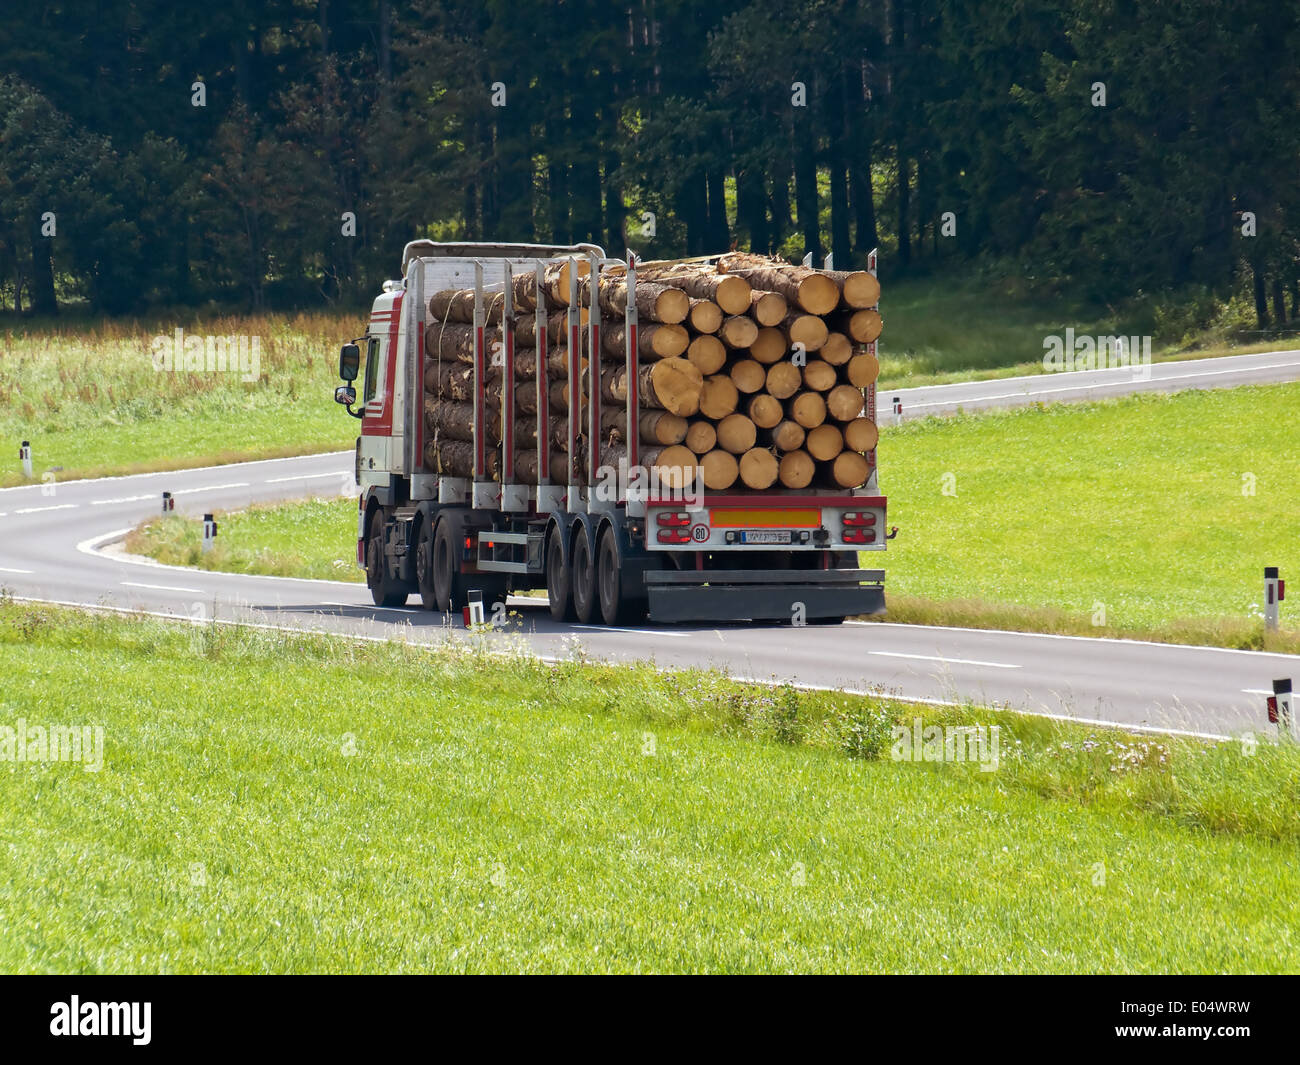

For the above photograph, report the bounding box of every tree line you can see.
[1,0,1297,326]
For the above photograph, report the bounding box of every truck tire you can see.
[415,519,437,611]
[432,518,465,613]
[571,529,597,624]
[546,529,574,622]
[598,526,646,626]
[366,512,409,608]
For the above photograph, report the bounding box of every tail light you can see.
[843,528,873,544]
[843,511,877,527]
[657,529,692,544]
[656,512,691,527]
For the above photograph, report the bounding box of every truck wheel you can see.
[415,520,437,611]
[598,526,646,626]
[546,529,574,622]
[571,530,597,624]
[432,518,465,613]
[366,513,408,608]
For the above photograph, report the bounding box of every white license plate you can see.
[741,530,792,544]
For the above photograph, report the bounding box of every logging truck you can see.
[332,240,887,624]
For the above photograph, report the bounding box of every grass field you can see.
[1,600,1297,973]
[127,383,1300,650]
[0,312,356,487]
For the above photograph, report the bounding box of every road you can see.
[888,347,1300,419]
[1,351,1297,741]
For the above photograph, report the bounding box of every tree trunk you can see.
[700,449,739,490]
[716,413,757,454]
[699,375,740,419]
[765,362,802,399]
[685,421,718,454]
[600,357,704,416]
[738,447,779,489]
[778,449,815,489]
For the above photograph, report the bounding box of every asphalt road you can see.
[2,351,1297,740]
[887,347,1300,420]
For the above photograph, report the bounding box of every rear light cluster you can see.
[842,511,878,545]
[656,511,693,544]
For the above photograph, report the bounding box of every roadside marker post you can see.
[463,589,486,627]
[19,441,32,479]
[1265,567,1284,631]
[202,513,218,554]
[892,396,902,419]
[162,491,175,514]
[1267,679,1295,742]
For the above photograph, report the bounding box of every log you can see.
[768,420,806,452]
[508,260,590,311]
[788,392,827,429]
[424,322,503,363]
[699,375,740,419]
[636,263,752,315]
[600,321,689,361]
[827,450,870,489]
[765,361,802,400]
[716,253,840,314]
[748,289,789,326]
[843,417,879,453]
[424,365,541,415]
[729,358,766,395]
[716,413,757,455]
[687,334,727,375]
[747,393,783,429]
[424,439,500,479]
[820,332,852,366]
[687,297,723,334]
[429,288,500,324]
[824,269,881,309]
[802,359,838,392]
[600,358,703,417]
[685,420,718,454]
[784,313,829,353]
[718,315,759,350]
[699,449,739,490]
[846,351,880,387]
[513,311,575,347]
[749,327,787,365]
[600,443,699,489]
[778,449,815,489]
[805,423,845,462]
[843,308,883,343]
[601,408,689,446]
[515,449,571,484]
[737,447,779,490]
[827,384,865,421]
[424,398,549,449]
[597,278,690,324]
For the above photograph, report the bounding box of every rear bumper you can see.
[645,568,885,623]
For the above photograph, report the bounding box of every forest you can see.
[1,0,1296,324]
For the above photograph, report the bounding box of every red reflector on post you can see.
[1268,696,1279,723]
[1280,581,1287,601]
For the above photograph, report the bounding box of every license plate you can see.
[741,530,792,544]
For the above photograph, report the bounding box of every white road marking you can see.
[172,482,250,494]
[122,580,203,593]
[90,494,157,505]
[571,624,691,638]
[264,471,350,483]
[14,503,78,514]
[1242,688,1274,695]
[0,566,34,574]
[869,650,1022,669]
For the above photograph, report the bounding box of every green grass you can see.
[0,311,356,487]
[0,600,1298,973]
[125,497,361,582]
[126,383,1300,652]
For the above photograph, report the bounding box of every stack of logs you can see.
[421,251,881,491]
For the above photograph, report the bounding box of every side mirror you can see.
[335,384,357,407]
[339,343,360,382]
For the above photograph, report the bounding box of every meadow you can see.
[1,600,1297,973]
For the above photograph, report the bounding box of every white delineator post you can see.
[202,513,218,554]
[1264,567,1284,631]
[892,396,902,419]
[464,588,485,627]
[19,440,32,479]
[162,491,175,514]
[1268,678,1295,742]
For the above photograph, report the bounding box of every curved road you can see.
[2,351,1298,741]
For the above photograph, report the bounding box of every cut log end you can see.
[737,448,779,490]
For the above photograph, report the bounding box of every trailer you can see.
[332,241,887,625]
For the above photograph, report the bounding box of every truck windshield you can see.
[362,337,380,403]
